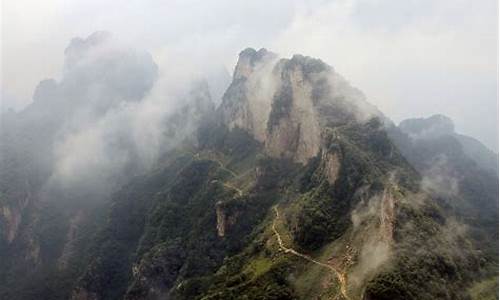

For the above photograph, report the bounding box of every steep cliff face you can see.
[1,195,28,243]
[220,48,278,142]
[264,55,323,163]
[214,200,240,238]
[220,48,381,164]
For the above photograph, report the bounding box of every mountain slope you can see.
[391,115,498,233]
[398,114,498,174]
[1,45,497,300]
[71,49,495,300]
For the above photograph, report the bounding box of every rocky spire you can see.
[219,48,382,164]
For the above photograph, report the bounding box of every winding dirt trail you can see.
[212,158,238,178]
[222,182,243,197]
[195,153,244,197]
[272,206,350,300]
[211,158,244,196]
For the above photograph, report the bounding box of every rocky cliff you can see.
[220,48,381,164]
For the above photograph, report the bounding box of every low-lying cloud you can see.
[26,32,225,197]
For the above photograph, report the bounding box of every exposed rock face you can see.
[220,48,381,164]
[321,150,341,185]
[347,186,397,293]
[265,56,323,163]
[215,201,240,238]
[125,242,185,300]
[1,206,19,243]
[1,190,31,243]
[58,210,85,269]
[215,201,226,237]
[379,188,395,243]
[220,48,278,142]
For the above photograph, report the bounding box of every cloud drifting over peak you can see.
[22,32,214,197]
[2,0,498,150]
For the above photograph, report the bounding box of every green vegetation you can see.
[365,198,487,300]
[1,117,497,300]
[469,277,499,300]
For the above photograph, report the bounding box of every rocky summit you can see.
[0,42,498,300]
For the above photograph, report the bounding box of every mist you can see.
[2,0,498,152]
[1,3,498,300]
[2,31,228,201]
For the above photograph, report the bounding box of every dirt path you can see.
[211,157,238,178]
[194,153,244,197]
[222,182,243,197]
[272,206,350,300]
[210,158,244,196]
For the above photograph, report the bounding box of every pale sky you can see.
[1,0,498,151]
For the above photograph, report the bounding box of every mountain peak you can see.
[233,48,277,80]
[239,47,272,61]
[399,114,455,139]
[221,48,381,163]
[285,54,331,75]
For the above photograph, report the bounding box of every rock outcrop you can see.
[220,48,381,164]
[220,48,278,142]
[215,201,226,237]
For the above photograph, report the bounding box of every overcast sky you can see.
[1,0,498,151]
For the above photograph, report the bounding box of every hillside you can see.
[0,42,497,300]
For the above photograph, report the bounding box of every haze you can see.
[1,0,498,151]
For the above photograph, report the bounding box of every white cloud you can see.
[1,0,498,150]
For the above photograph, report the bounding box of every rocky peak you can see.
[282,54,331,77]
[220,48,279,142]
[220,48,381,164]
[264,54,325,163]
[233,48,277,80]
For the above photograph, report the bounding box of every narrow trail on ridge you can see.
[212,160,243,196]
[272,206,350,300]
[194,153,244,197]
[212,158,238,178]
[193,152,239,178]
[222,182,243,197]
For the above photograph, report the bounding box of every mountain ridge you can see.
[0,41,497,300]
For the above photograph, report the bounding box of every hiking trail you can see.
[272,206,350,300]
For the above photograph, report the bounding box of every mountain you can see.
[0,40,497,300]
[398,114,498,174]
[390,115,498,224]
[389,115,499,287]
[0,32,214,299]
